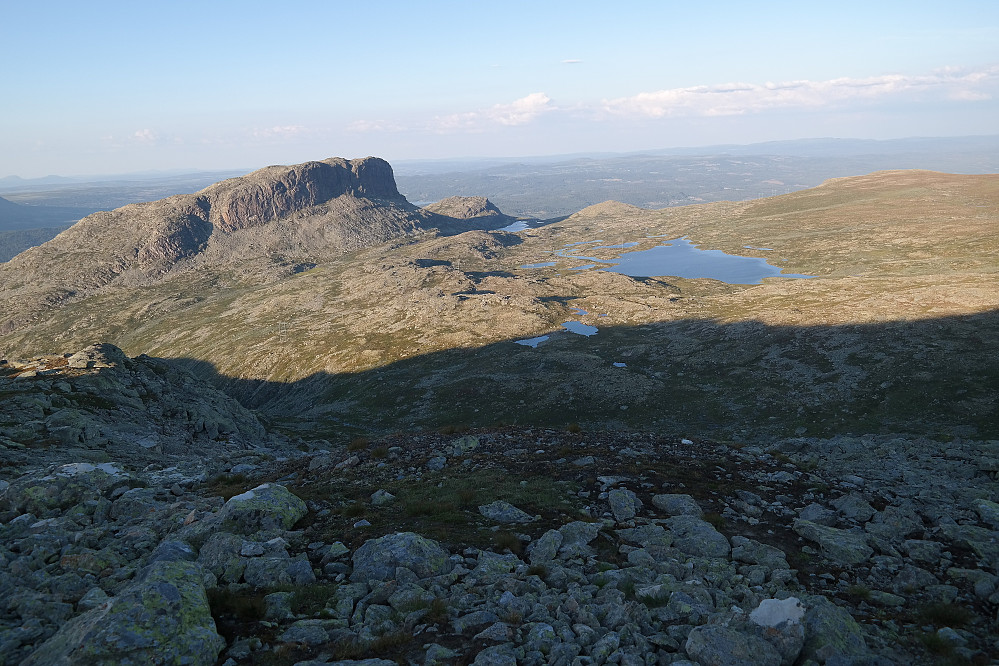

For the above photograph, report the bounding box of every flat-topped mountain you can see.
[0,157,519,336]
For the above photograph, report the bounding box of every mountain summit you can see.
[0,157,488,332]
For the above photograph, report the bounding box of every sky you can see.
[2,0,998,177]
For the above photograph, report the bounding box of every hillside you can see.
[2,345,997,664]
[1,166,995,441]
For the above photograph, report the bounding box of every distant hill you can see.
[395,135,999,217]
[0,195,92,261]
[0,195,92,231]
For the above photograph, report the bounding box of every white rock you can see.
[750,597,806,627]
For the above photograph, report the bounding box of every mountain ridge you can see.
[0,157,515,332]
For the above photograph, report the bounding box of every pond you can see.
[560,237,812,285]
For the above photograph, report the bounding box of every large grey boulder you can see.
[217,483,307,533]
[351,532,453,582]
[652,493,702,516]
[685,625,781,666]
[799,594,867,662]
[666,515,730,558]
[23,560,224,665]
[478,500,535,523]
[793,519,873,565]
[556,521,602,558]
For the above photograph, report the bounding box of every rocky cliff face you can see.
[0,157,469,336]
[206,157,401,233]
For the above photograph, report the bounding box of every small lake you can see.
[561,237,812,285]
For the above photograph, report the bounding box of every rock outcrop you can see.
[424,195,507,221]
[4,401,997,664]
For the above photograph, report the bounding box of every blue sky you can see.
[2,0,997,177]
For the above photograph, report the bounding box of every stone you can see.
[351,532,453,582]
[616,524,672,548]
[901,539,943,565]
[793,519,873,565]
[799,594,867,662]
[750,597,806,627]
[608,488,642,522]
[370,489,395,506]
[685,625,781,666]
[472,643,519,665]
[556,521,601,558]
[665,515,730,558]
[23,560,224,666]
[197,532,247,584]
[651,493,702,516]
[831,494,876,522]
[974,499,999,529]
[243,554,315,587]
[280,619,329,646]
[798,503,838,526]
[527,529,562,564]
[478,500,536,523]
[731,536,790,570]
[217,483,307,533]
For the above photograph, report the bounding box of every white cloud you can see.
[347,119,405,133]
[431,92,554,132]
[251,125,308,139]
[132,129,157,143]
[602,66,999,118]
[562,59,582,64]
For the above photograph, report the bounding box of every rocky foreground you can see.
[1,345,998,665]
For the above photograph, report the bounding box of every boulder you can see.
[666,515,730,558]
[652,493,702,516]
[23,560,224,665]
[685,625,781,666]
[608,488,642,522]
[793,519,872,565]
[351,532,453,582]
[216,483,307,533]
[478,500,535,523]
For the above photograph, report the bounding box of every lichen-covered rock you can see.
[731,535,790,570]
[666,515,730,558]
[652,493,702,516]
[23,560,224,665]
[556,521,601,558]
[197,532,246,583]
[793,519,873,565]
[799,594,867,662]
[351,532,453,582]
[685,625,781,666]
[478,500,535,523]
[527,529,562,564]
[608,488,642,522]
[3,462,131,517]
[217,483,307,533]
[244,553,316,587]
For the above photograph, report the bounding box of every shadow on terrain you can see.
[167,309,999,441]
